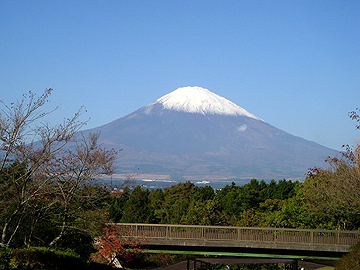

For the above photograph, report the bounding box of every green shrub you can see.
[6,247,115,270]
[0,248,12,270]
[56,231,96,260]
[11,247,84,270]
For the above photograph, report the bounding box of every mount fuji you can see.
[84,86,336,180]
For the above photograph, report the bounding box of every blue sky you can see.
[1,0,359,151]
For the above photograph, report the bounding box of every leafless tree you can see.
[43,132,116,246]
[0,89,86,247]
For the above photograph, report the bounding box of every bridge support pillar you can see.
[292,260,298,270]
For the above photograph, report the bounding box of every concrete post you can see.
[292,260,298,270]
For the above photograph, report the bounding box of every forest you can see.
[0,90,359,269]
[109,179,359,230]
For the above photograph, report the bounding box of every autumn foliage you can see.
[92,225,147,265]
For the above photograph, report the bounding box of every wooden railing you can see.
[114,223,360,248]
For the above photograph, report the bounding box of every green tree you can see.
[120,186,151,223]
[216,182,242,223]
[192,186,215,201]
[272,179,296,200]
[181,185,225,225]
[109,187,130,223]
[237,209,267,227]
[240,179,263,210]
[157,182,196,224]
[266,188,338,229]
[181,199,222,225]
[148,188,165,223]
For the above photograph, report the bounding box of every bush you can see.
[11,247,83,269]
[336,241,360,270]
[0,246,115,269]
[0,248,12,270]
[56,231,97,260]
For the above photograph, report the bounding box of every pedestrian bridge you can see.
[115,223,360,253]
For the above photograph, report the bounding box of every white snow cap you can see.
[155,86,261,119]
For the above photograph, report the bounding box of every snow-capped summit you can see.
[151,86,260,120]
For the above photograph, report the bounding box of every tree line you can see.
[108,178,359,230]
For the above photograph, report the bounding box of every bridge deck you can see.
[114,223,360,253]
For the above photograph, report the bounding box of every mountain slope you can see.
[84,86,336,180]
